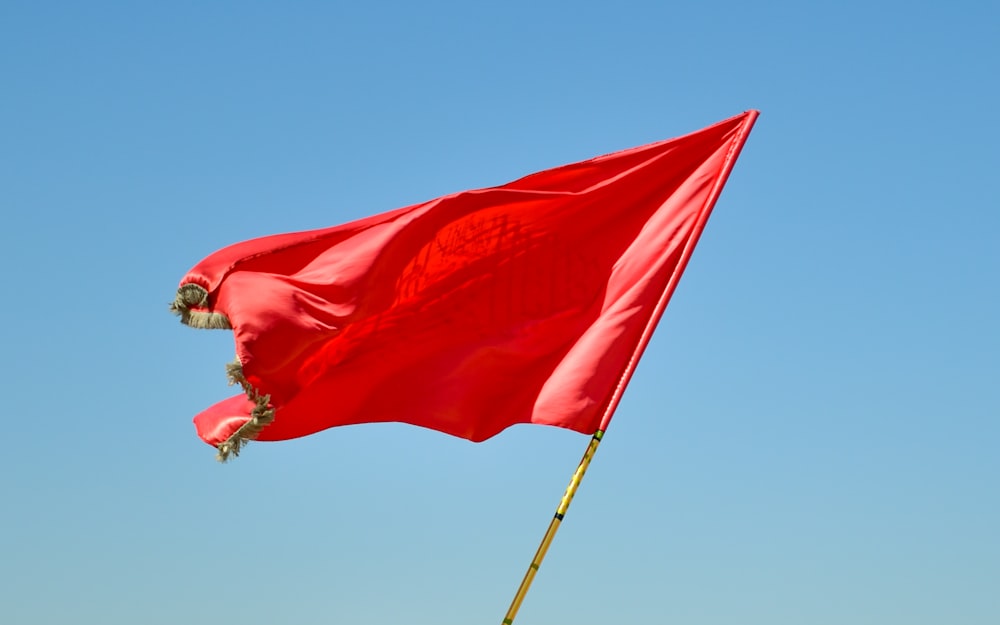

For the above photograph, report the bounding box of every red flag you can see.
[173,111,757,459]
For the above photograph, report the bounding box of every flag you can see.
[173,111,758,460]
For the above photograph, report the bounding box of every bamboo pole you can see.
[500,430,604,624]
[499,110,758,624]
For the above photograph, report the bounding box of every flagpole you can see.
[500,112,759,623]
[500,429,604,625]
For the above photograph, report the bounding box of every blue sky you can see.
[1,2,997,624]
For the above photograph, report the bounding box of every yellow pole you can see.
[500,430,604,624]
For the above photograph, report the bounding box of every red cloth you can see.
[180,111,757,447]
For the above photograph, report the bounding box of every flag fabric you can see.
[172,111,758,459]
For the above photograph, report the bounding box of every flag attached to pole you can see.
[172,111,758,460]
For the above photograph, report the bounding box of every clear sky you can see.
[1,2,997,624]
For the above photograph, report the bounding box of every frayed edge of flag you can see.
[171,283,272,461]
[213,359,275,462]
[170,284,232,330]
